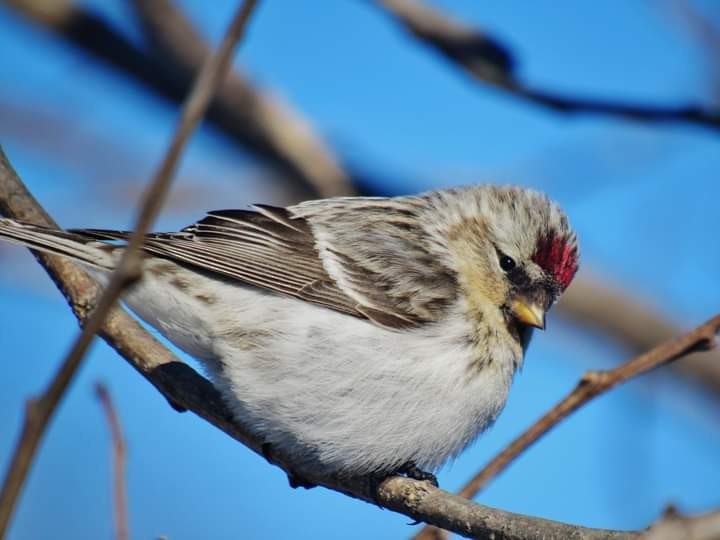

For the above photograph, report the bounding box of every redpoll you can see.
[0,185,578,486]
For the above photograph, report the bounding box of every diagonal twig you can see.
[95,383,129,540]
[413,313,720,540]
[557,275,720,395]
[0,1,261,536]
[371,0,720,130]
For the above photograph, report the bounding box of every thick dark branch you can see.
[0,1,260,535]
[371,0,720,130]
[5,0,354,198]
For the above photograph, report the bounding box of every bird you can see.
[0,185,578,487]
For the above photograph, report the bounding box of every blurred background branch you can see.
[5,0,355,198]
[371,0,720,129]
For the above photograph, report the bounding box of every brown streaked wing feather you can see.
[71,207,386,323]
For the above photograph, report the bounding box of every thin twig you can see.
[371,0,720,130]
[0,1,260,536]
[95,383,129,540]
[462,314,720,497]
[557,275,720,395]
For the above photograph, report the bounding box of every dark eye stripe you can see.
[507,266,531,288]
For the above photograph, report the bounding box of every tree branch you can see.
[0,0,261,535]
[370,0,720,130]
[462,313,719,496]
[557,275,720,395]
[95,383,129,540]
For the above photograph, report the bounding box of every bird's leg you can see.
[395,461,439,487]
[261,442,317,490]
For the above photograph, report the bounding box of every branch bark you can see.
[0,0,261,535]
[642,508,720,540]
[370,0,720,130]
[3,152,706,540]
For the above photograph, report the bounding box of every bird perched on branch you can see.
[0,185,578,487]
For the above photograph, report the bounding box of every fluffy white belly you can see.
[119,262,517,476]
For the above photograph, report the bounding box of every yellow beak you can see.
[511,299,546,330]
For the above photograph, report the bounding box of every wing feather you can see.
[73,198,456,329]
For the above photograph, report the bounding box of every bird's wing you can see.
[75,201,455,329]
[290,196,458,326]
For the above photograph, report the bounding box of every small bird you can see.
[0,185,578,487]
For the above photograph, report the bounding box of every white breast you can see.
[117,261,519,475]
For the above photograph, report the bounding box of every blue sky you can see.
[1,1,719,538]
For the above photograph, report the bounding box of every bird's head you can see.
[424,186,578,348]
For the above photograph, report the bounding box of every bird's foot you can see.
[261,442,317,490]
[395,461,438,487]
[165,396,187,413]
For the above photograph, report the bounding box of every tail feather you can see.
[0,218,118,270]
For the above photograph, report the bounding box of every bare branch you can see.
[557,275,720,395]
[380,477,638,540]
[95,383,129,540]
[371,0,720,130]
[0,1,261,535]
[459,314,720,499]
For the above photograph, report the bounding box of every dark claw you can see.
[261,442,275,464]
[287,472,317,490]
[165,397,187,413]
[396,462,439,487]
[261,442,317,490]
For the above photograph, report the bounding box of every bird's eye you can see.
[499,254,516,272]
